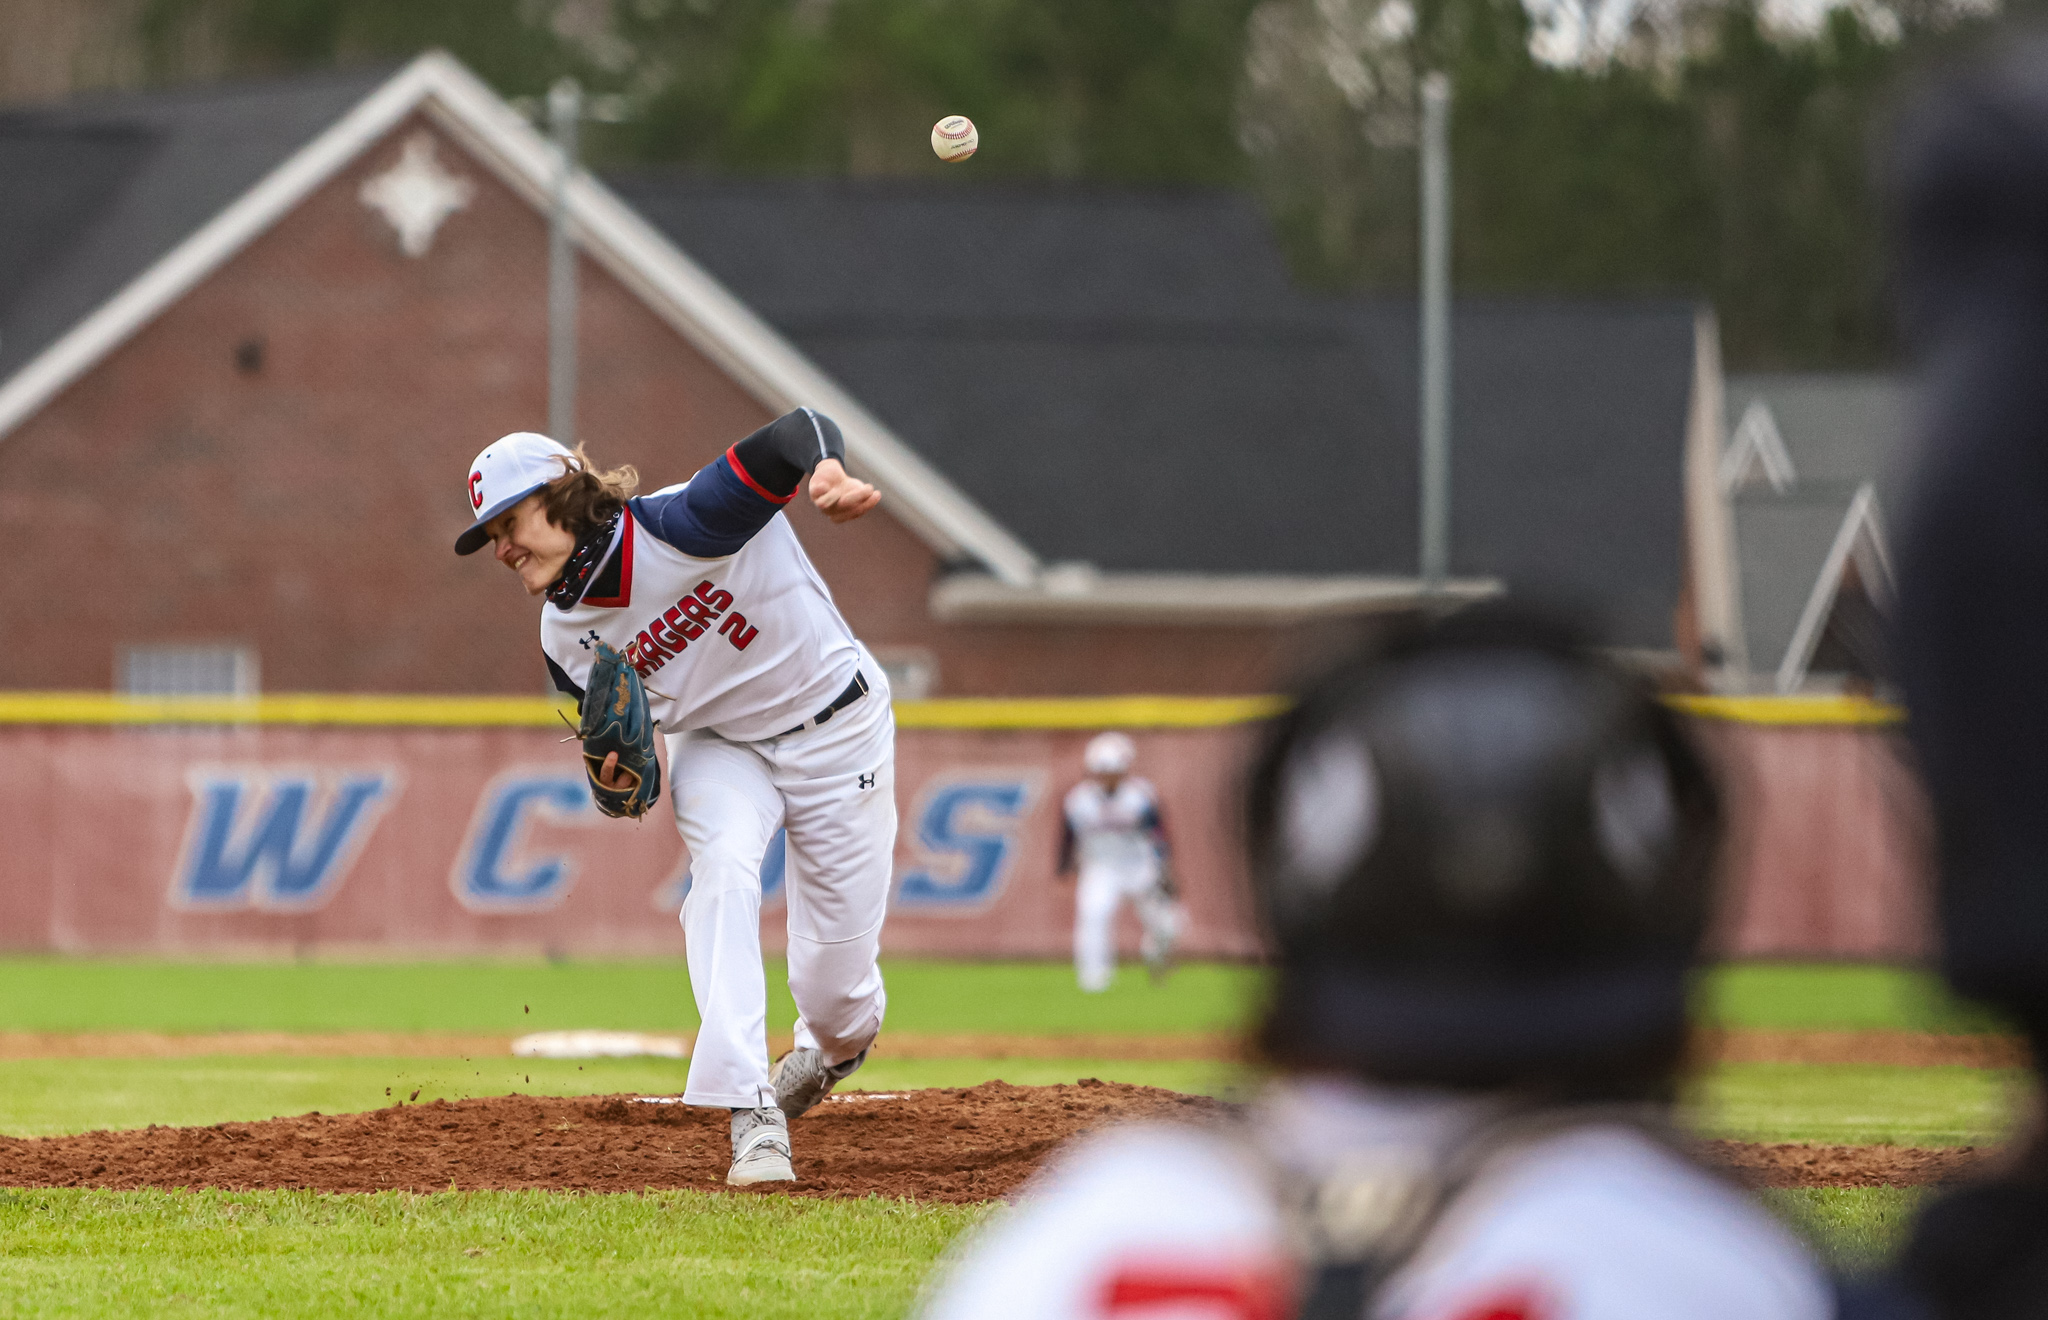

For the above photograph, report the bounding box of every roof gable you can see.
[1721,398,1796,494]
[1773,484,1893,692]
[1720,372,1911,687]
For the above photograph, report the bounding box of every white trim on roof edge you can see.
[0,51,1040,587]
[930,571,1502,624]
[1774,482,1893,694]
[1683,308,1743,679]
[1720,398,1796,494]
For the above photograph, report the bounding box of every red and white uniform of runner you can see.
[1060,777,1176,992]
[918,1079,1830,1320]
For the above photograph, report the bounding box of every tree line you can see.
[133,0,2016,366]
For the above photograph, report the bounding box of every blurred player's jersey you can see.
[543,480,860,744]
[918,1078,1830,1320]
[1061,777,1166,873]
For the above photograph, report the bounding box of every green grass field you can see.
[0,1189,989,1319]
[0,957,1259,1037]
[1698,962,2015,1035]
[0,958,2023,1314]
[0,954,2001,1037]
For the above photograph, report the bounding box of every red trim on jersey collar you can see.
[724,444,798,505]
[579,514,635,608]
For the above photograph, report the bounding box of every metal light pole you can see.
[1418,72,1452,590]
[548,77,581,446]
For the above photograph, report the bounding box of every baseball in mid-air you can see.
[931,115,978,163]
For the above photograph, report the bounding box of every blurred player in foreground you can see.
[1849,37,2048,1319]
[1057,732,1182,991]
[921,611,1829,1320]
[457,409,891,1187]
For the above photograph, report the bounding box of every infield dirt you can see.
[0,1081,1988,1198]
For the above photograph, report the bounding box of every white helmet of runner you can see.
[1083,732,1136,777]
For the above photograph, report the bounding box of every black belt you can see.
[779,670,870,737]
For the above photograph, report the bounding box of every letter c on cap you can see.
[469,471,484,510]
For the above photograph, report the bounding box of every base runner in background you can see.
[1057,732,1182,992]
[457,410,894,1188]
[924,611,1830,1320]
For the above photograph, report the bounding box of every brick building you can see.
[0,55,1707,698]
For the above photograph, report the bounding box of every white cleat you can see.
[727,1105,795,1186]
[771,1046,869,1120]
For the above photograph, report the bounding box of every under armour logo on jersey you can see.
[858,773,876,790]
[577,630,601,650]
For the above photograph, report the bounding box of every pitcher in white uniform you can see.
[921,611,1832,1320]
[456,409,893,1187]
[1058,733,1181,991]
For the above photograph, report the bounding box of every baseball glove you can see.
[579,640,662,819]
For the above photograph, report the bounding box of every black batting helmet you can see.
[1246,608,1721,1094]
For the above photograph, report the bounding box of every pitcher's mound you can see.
[0,1081,1985,1199]
[0,1080,1214,1201]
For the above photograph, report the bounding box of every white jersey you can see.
[918,1079,1830,1320]
[543,481,860,743]
[1062,777,1166,873]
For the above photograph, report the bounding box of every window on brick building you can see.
[118,645,260,697]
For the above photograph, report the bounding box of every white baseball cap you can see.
[1084,732,1136,776]
[455,431,576,555]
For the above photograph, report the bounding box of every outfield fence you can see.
[0,694,1926,961]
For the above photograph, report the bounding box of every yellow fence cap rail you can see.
[893,695,1289,729]
[0,692,579,727]
[1664,693,1905,726]
[0,691,1289,730]
[0,690,1903,730]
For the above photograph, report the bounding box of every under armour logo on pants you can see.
[857,773,875,790]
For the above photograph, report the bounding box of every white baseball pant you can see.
[1073,861,1180,993]
[668,665,894,1108]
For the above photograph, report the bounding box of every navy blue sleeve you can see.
[630,410,845,557]
[630,455,785,558]
[546,653,585,711]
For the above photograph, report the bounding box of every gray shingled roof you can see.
[1725,372,1912,499]
[612,173,1698,648]
[1723,373,1908,676]
[1733,499,1851,674]
[0,67,392,380]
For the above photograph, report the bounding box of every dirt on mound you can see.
[0,1081,1219,1202]
[0,1083,1989,1200]
[1702,1138,1987,1189]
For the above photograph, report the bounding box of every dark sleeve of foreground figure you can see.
[1892,53,2048,1026]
